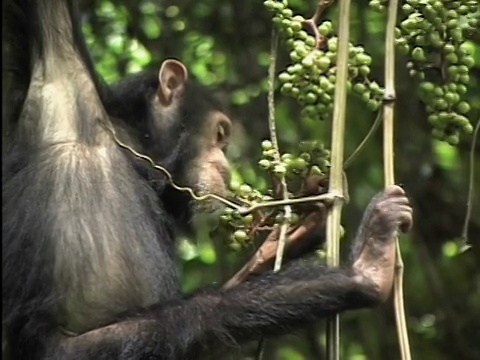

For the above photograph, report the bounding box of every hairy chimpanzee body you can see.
[2,1,413,359]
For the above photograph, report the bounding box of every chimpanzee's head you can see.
[144,59,233,219]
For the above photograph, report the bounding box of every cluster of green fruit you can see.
[219,182,268,247]
[220,206,301,248]
[220,207,255,247]
[393,0,477,144]
[219,140,331,247]
[263,0,385,122]
[258,139,330,178]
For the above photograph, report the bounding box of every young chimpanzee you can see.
[2,1,413,359]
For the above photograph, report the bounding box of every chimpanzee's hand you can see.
[360,185,413,243]
[350,185,413,301]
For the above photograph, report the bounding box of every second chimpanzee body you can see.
[2,1,413,359]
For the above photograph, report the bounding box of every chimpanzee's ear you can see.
[157,59,188,106]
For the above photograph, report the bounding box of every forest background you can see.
[79,0,480,359]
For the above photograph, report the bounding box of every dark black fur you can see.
[2,1,410,359]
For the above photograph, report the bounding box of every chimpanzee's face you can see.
[149,59,233,215]
[183,110,232,214]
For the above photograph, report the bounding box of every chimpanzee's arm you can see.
[48,185,411,360]
[51,261,377,360]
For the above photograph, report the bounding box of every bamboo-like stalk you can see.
[325,0,351,358]
[266,33,292,273]
[383,0,412,359]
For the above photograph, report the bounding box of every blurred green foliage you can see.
[81,0,480,359]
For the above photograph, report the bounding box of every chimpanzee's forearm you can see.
[50,260,378,360]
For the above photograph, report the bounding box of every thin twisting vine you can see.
[97,117,342,215]
[460,117,480,252]
[97,117,242,210]
[256,28,290,360]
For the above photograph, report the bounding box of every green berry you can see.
[445,92,458,105]
[359,65,370,76]
[433,87,444,97]
[262,140,273,150]
[459,74,470,84]
[412,47,426,61]
[428,114,439,124]
[280,152,293,162]
[420,81,435,93]
[457,84,467,95]
[458,65,468,74]
[305,36,316,47]
[319,76,333,91]
[356,53,372,66]
[353,83,367,94]
[446,134,459,146]
[447,66,458,78]
[291,21,302,32]
[369,82,381,93]
[229,242,242,251]
[263,0,276,10]
[367,99,380,111]
[239,184,252,195]
[310,165,323,176]
[281,83,293,94]
[327,38,338,52]
[445,53,458,64]
[241,214,254,225]
[450,29,463,43]
[456,5,468,15]
[443,44,455,54]
[446,83,457,92]
[464,123,474,134]
[434,98,448,110]
[281,19,292,28]
[446,19,458,29]
[290,157,307,171]
[298,152,310,162]
[301,105,317,118]
[438,112,450,124]
[302,57,314,68]
[446,10,458,19]
[305,92,318,104]
[293,15,305,22]
[361,91,371,102]
[258,159,271,169]
[402,3,414,13]
[462,56,475,68]
[296,46,309,58]
[457,102,471,114]
[233,229,249,243]
[316,56,331,71]
[279,72,291,82]
[282,8,293,17]
[318,21,333,36]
